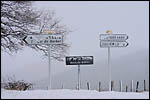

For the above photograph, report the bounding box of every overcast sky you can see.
[1,1,149,85]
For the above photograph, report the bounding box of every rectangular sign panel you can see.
[100,34,128,41]
[100,41,128,48]
[66,56,93,65]
[23,34,62,45]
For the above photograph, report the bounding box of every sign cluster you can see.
[22,31,129,90]
[66,56,93,65]
[100,34,129,48]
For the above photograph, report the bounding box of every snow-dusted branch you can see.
[1,1,71,61]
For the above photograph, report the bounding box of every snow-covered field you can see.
[1,89,149,99]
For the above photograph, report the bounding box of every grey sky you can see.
[1,1,149,88]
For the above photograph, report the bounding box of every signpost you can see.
[66,56,93,90]
[23,33,62,90]
[99,31,129,91]
[100,34,128,41]
[100,41,128,48]
[23,34,62,45]
[66,56,93,65]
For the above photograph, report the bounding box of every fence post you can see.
[111,81,114,91]
[76,83,78,90]
[144,80,146,91]
[98,82,101,92]
[87,82,90,90]
[136,81,139,92]
[120,80,122,92]
[62,84,64,89]
[126,85,128,92]
[131,80,133,92]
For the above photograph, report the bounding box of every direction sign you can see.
[23,34,62,45]
[100,34,128,41]
[100,41,128,48]
[66,56,93,65]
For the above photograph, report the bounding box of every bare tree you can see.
[32,10,71,61]
[1,1,39,53]
[1,1,70,61]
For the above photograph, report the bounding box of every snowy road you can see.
[1,89,149,99]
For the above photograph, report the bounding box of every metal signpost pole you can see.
[100,31,129,92]
[106,30,112,91]
[48,45,51,90]
[108,47,111,91]
[66,56,93,90]
[78,64,81,90]
[22,31,63,90]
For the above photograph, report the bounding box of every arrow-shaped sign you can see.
[23,34,62,45]
[100,41,129,48]
[100,34,128,41]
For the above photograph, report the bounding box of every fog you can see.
[1,1,149,90]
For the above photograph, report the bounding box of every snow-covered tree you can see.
[1,1,70,61]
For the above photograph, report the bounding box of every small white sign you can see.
[100,41,128,48]
[100,34,128,41]
[23,34,62,45]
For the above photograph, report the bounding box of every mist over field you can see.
[1,1,149,94]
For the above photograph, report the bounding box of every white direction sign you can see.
[100,34,128,41]
[23,34,62,45]
[100,41,128,48]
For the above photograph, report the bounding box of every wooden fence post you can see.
[76,83,78,90]
[136,81,139,92]
[126,85,128,92]
[87,82,90,90]
[98,82,101,92]
[111,81,114,91]
[144,80,146,91]
[62,84,64,89]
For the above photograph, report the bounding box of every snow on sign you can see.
[23,34,62,45]
[100,41,128,48]
[66,56,93,65]
[100,34,128,41]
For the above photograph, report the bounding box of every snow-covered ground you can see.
[1,89,149,99]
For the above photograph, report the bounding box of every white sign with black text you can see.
[100,34,128,41]
[100,41,128,48]
[23,34,62,45]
